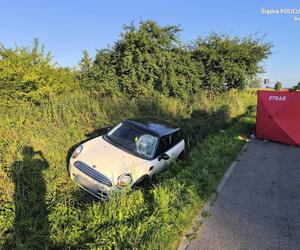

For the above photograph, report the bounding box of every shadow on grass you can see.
[3,146,50,250]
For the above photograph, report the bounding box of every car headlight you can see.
[117,173,133,188]
[72,145,83,159]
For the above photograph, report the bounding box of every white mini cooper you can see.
[68,120,185,200]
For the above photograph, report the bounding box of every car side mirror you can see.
[106,126,112,133]
[160,153,170,160]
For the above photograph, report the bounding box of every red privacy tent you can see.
[256,90,300,146]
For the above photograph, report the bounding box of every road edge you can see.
[177,142,249,250]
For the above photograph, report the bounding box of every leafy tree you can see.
[79,49,119,97]
[78,22,272,99]
[274,81,282,90]
[83,20,205,99]
[112,20,182,97]
[192,34,272,92]
[0,39,78,104]
[78,50,93,85]
[1,21,272,104]
[293,82,300,90]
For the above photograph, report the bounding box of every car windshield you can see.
[105,122,158,159]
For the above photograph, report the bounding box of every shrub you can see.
[293,82,300,90]
[274,81,282,90]
[78,21,272,99]
[192,34,272,92]
[0,39,79,104]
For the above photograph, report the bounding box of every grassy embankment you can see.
[0,89,256,249]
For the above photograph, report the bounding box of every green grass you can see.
[0,89,257,249]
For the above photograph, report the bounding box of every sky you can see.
[1,0,299,87]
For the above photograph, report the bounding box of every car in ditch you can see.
[68,119,185,201]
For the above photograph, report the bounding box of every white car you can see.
[68,120,185,201]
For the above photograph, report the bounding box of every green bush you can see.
[0,39,79,104]
[274,81,282,90]
[79,21,272,99]
[0,21,271,102]
[292,82,300,90]
[192,34,271,92]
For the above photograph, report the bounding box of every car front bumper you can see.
[68,161,112,201]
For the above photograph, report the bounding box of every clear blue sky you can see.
[1,0,299,87]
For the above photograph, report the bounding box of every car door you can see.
[150,133,184,176]
[164,132,183,165]
[149,136,169,176]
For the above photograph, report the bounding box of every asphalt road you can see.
[187,139,300,250]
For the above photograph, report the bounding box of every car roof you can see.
[124,119,180,137]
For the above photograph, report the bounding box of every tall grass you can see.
[0,89,257,249]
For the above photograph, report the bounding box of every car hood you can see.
[76,136,148,184]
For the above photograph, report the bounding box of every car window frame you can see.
[104,123,182,161]
[154,129,182,158]
[155,136,168,158]
[170,130,183,147]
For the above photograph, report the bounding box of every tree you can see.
[112,20,184,97]
[78,50,93,85]
[274,81,282,90]
[0,39,78,104]
[293,82,300,90]
[79,49,119,97]
[192,34,272,92]
[77,21,272,98]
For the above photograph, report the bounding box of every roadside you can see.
[187,139,300,250]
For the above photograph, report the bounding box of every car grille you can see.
[73,161,112,187]
[98,189,108,200]
[78,179,109,201]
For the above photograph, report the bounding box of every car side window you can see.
[156,136,168,157]
[156,132,182,157]
[170,131,182,147]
